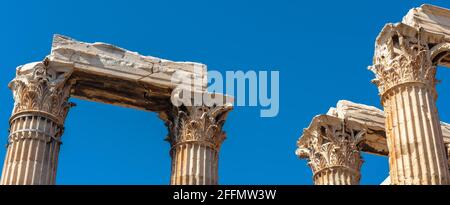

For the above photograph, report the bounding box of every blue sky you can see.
[1,0,450,185]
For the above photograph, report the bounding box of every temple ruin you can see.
[0,35,232,185]
[296,4,450,185]
[2,4,450,186]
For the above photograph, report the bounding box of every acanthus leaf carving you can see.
[297,119,364,176]
[161,104,232,151]
[9,60,75,123]
[369,24,438,98]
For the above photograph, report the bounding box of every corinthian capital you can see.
[369,23,438,97]
[160,104,233,151]
[296,115,364,176]
[9,59,74,123]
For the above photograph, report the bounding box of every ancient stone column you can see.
[447,144,450,172]
[370,24,450,184]
[296,116,364,185]
[1,60,74,185]
[160,105,232,185]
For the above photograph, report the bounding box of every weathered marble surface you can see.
[371,4,450,184]
[296,114,364,185]
[3,34,233,185]
[325,100,450,157]
[299,100,450,185]
[400,4,450,67]
[403,4,450,40]
[327,100,388,155]
[48,34,208,111]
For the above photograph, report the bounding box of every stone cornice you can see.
[322,100,450,164]
[402,4,450,41]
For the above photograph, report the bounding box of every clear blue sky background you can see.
[1,0,450,185]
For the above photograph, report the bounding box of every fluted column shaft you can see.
[447,145,450,170]
[314,167,360,185]
[160,105,232,185]
[1,112,63,185]
[370,24,450,184]
[1,61,73,185]
[170,142,219,185]
[382,84,449,184]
